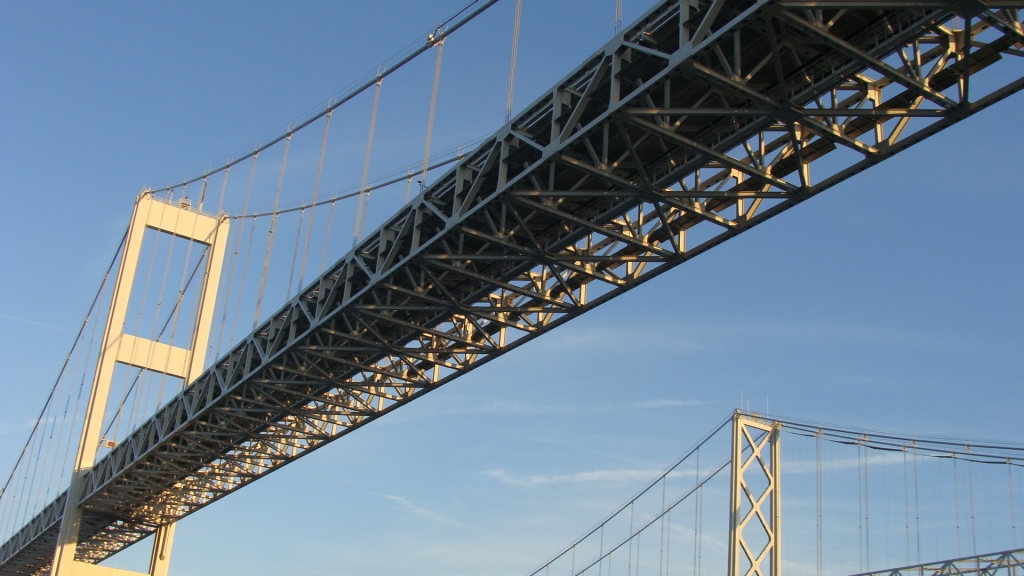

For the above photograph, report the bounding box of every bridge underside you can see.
[5,0,1024,573]
[851,548,1024,576]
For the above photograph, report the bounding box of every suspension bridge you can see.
[1,0,1023,574]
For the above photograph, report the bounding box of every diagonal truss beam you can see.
[5,1,1024,573]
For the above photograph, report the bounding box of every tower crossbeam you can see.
[4,0,1024,573]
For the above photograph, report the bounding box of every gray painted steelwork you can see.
[5,0,1024,573]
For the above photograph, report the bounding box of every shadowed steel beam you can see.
[4,0,1024,573]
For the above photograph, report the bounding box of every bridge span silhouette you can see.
[2,0,1024,575]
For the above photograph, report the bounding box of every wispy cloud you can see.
[785,451,906,474]
[485,468,692,487]
[0,312,75,334]
[443,398,703,416]
[371,493,459,526]
[627,399,703,409]
[443,400,563,416]
[0,415,78,437]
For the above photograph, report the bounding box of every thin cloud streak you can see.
[628,399,703,409]
[0,312,75,334]
[785,451,906,474]
[485,467,694,487]
[371,493,459,526]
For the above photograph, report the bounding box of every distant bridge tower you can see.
[51,192,229,576]
[729,412,782,576]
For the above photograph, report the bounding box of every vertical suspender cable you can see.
[967,452,977,557]
[40,263,112,537]
[123,194,164,432]
[913,447,921,563]
[287,208,305,300]
[44,341,83,501]
[299,111,332,288]
[627,501,634,576]
[903,449,911,566]
[415,38,446,202]
[158,198,203,396]
[1009,462,1018,548]
[864,442,870,568]
[195,177,209,212]
[206,167,231,366]
[232,214,258,347]
[696,477,703,576]
[635,519,641,575]
[953,455,962,556]
[114,195,169,443]
[505,0,523,123]
[692,448,700,576]
[816,433,823,576]
[659,477,666,576]
[40,343,80,503]
[131,192,185,430]
[355,77,384,245]
[14,411,45,536]
[320,200,337,272]
[215,167,231,215]
[124,212,164,429]
[255,134,293,328]
[665,508,671,576]
[156,192,200,403]
[27,362,63,518]
[8,241,129,534]
[9,432,37,537]
[858,443,864,571]
[615,0,623,33]
[218,154,258,357]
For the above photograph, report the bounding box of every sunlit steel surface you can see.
[850,548,1024,576]
[4,0,1024,573]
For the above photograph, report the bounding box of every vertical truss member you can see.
[5,1,1024,573]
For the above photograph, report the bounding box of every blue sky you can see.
[1,1,1023,575]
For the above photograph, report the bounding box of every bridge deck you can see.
[5,0,1024,573]
[850,548,1024,576]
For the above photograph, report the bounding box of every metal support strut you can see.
[729,411,782,576]
[50,192,229,576]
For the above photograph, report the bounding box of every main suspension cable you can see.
[0,228,125,504]
[233,152,468,221]
[144,0,499,197]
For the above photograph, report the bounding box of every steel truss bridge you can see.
[3,0,1024,574]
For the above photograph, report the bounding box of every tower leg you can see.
[50,192,229,576]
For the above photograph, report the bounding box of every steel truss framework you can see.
[851,548,1024,576]
[4,0,1024,573]
[729,414,781,576]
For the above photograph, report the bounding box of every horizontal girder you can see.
[849,548,1024,576]
[5,0,1024,573]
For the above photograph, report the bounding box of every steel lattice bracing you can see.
[4,0,1024,573]
[851,548,1024,576]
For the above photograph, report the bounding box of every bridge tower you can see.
[51,192,230,576]
[729,412,782,576]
